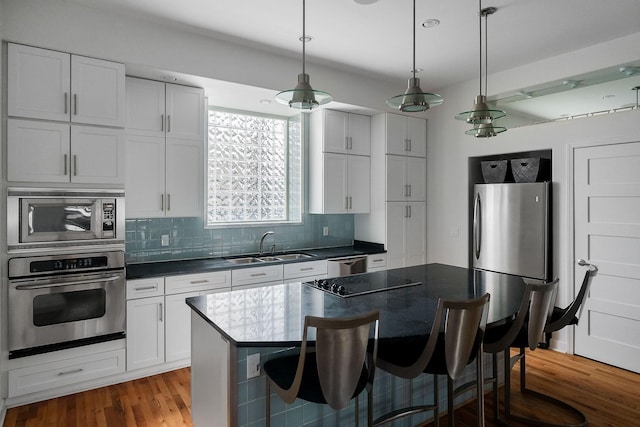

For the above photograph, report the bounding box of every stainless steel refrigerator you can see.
[472,182,550,281]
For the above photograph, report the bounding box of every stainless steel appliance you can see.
[304,270,421,298]
[8,251,126,358]
[472,182,550,280]
[7,188,125,253]
[326,255,367,277]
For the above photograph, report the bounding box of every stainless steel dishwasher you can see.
[326,255,367,277]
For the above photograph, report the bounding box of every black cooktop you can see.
[304,271,422,298]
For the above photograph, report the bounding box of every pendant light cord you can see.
[484,9,489,97]
[412,0,416,79]
[479,0,483,96]
[302,0,306,76]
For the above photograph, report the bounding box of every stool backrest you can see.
[304,311,379,410]
[526,279,559,350]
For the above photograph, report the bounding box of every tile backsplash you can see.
[125,214,354,263]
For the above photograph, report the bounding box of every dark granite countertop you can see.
[186,263,527,347]
[126,241,384,280]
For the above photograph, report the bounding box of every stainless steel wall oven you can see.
[8,251,126,358]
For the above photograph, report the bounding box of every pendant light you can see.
[455,3,506,137]
[275,0,332,110]
[386,0,443,112]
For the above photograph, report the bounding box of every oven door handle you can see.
[14,274,122,290]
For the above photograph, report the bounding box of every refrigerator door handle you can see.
[473,192,482,259]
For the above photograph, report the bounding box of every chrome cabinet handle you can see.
[73,94,78,115]
[64,92,68,114]
[64,154,68,175]
[167,194,171,211]
[408,139,412,152]
[159,303,163,321]
[349,196,352,209]
[407,205,412,218]
[300,267,314,271]
[250,272,267,277]
[345,197,349,209]
[15,275,122,290]
[190,280,210,284]
[161,114,164,131]
[408,185,412,197]
[345,136,349,149]
[73,155,78,176]
[58,368,83,376]
[161,194,164,211]
[349,136,353,149]
[134,285,157,291]
[167,115,171,132]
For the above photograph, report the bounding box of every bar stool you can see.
[374,293,491,427]
[263,310,379,427]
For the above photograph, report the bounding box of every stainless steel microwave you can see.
[7,188,125,252]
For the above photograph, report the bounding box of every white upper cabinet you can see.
[8,43,125,127]
[320,110,371,156]
[315,153,370,214]
[385,113,427,157]
[126,77,204,140]
[386,155,427,201]
[7,119,124,184]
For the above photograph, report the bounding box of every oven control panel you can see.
[102,202,115,237]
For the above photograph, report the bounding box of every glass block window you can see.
[207,109,302,226]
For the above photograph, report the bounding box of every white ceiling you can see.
[72,0,640,117]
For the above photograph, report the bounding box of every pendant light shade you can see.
[456,3,507,136]
[386,0,443,112]
[275,0,332,110]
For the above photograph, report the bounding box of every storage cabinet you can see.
[366,253,387,272]
[385,113,427,157]
[125,77,205,218]
[8,43,125,127]
[283,260,328,281]
[386,155,426,201]
[354,113,427,268]
[7,119,125,184]
[231,264,284,290]
[126,271,230,371]
[319,109,371,156]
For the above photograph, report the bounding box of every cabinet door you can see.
[322,153,348,213]
[406,157,426,201]
[125,77,165,137]
[386,155,407,201]
[386,202,407,269]
[165,84,205,140]
[165,138,204,217]
[7,43,70,122]
[126,296,164,371]
[405,202,426,266]
[165,271,231,294]
[7,119,70,183]
[125,135,166,218]
[323,110,349,154]
[405,117,427,157]
[71,55,125,127]
[70,125,125,184]
[231,264,284,288]
[347,155,371,213]
[165,291,199,363]
[385,113,408,156]
[347,113,371,156]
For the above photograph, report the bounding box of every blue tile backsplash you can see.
[125,214,354,263]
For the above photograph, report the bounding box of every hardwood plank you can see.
[4,351,640,427]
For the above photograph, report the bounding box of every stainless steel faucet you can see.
[259,231,275,255]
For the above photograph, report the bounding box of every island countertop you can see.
[186,263,527,347]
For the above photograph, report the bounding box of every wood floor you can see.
[4,349,639,427]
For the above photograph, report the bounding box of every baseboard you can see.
[0,398,7,425]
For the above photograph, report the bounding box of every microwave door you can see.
[21,198,100,242]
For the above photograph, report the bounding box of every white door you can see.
[165,291,200,363]
[405,202,427,267]
[385,113,407,156]
[574,142,640,373]
[406,157,427,201]
[126,77,165,137]
[125,135,166,218]
[7,43,70,122]
[386,155,407,201]
[165,84,205,140]
[347,113,371,156]
[126,296,165,371]
[71,55,125,127]
[405,116,427,157]
[386,202,407,269]
[165,138,204,217]
[71,125,125,185]
[347,155,371,213]
[323,110,349,154]
[322,153,348,213]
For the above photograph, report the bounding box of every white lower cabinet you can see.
[283,260,327,281]
[231,264,284,290]
[8,346,125,398]
[386,202,426,269]
[126,295,165,371]
[126,270,231,371]
[367,253,387,272]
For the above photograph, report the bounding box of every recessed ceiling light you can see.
[421,19,440,29]
[299,35,313,43]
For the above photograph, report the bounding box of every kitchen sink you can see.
[276,253,314,260]
[256,256,280,262]
[227,257,263,264]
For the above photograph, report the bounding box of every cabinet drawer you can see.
[165,270,231,294]
[127,277,164,300]
[283,260,328,280]
[8,349,125,397]
[232,265,283,287]
[367,253,387,272]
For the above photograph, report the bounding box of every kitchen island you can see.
[186,263,527,427]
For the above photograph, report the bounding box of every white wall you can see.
[0,0,7,417]
[425,32,640,351]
